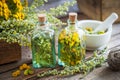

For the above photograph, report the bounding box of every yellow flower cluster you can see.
[13,0,25,20]
[13,12,25,20]
[19,63,31,70]
[0,0,11,20]
[12,70,21,77]
[59,30,80,48]
[12,63,33,77]
[0,0,26,20]
[58,30,85,66]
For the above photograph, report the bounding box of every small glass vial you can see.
[31,14,56,68]
[58,12,86,66]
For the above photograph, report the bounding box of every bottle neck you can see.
[39,21,46,26]
[67,19,77,30]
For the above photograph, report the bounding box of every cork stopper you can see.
[69,12,77,23]
[38,14,46,22]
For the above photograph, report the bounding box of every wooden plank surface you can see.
[102,0,120,22]
[0,42,21,65]
[77,0,101,20]
[77,0,120,23]
[0,47,32,73]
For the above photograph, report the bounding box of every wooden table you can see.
[0,23,120,80]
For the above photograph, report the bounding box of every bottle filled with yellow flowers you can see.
[58,12,86,66]
[31,14,56,68]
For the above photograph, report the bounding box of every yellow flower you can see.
[60,40,64,44]
[19,66,24,70]
[13,0,17,3]
[97,31,105,34]
[2,0,5,3]
[72,32,80,42]
[72,48,76,52]
[3,3,8,8]
[16,70,20,75]
[70,61,75,66]
[0,1,2,7]
[0,12,3,16]
[4,13,9,20]
[12,72,18,77]
[60,49,65,53]
[70,41,74,47]
[61,30,66,34]
[20,13,25,19]
[22,63,28,69]
[76,60,80,64]
[26,66,31,69]
[12,70,20,77]
[13,14,18,19]
[85,27,93,32]
[59,34,64,40]
[73,32,79,37]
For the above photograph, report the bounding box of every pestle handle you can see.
[94,12,118,32]
[104,13,118,24]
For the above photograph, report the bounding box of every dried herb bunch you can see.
[0,0,76,46]
[37,49,107,78]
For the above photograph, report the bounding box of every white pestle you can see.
[94,12,118,32]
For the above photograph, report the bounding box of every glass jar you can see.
[58,13,86,66]
[31,14,56,68]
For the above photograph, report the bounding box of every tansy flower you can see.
[16,70,20,74]
[0,1,2,7]
[60,49,65,53]
[60,40,64,44]
[12,70,20,77]
[13,0,17,3]
[70,61,75,66]
[2,0,5,3]
[72,32,80,42]
[26,66,31,69]
[59,34,64,40]
[0,12,3,16]
[85,27,93,32]
[20,13,25,19]
[3,3,8,8]
[22,63,28,69]
[97,31,105,34]
[13,14,18,19]
[70,41,74,47]
[19,65,24,70]
[76,60,80,64]
[72,48,76,52]
[73,32,79,37]
[12,72,18,77]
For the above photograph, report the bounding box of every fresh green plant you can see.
[32,31,56,67]
[0,0,76,46]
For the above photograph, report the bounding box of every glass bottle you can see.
[58,12,86,66]
[31,14,56,68]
